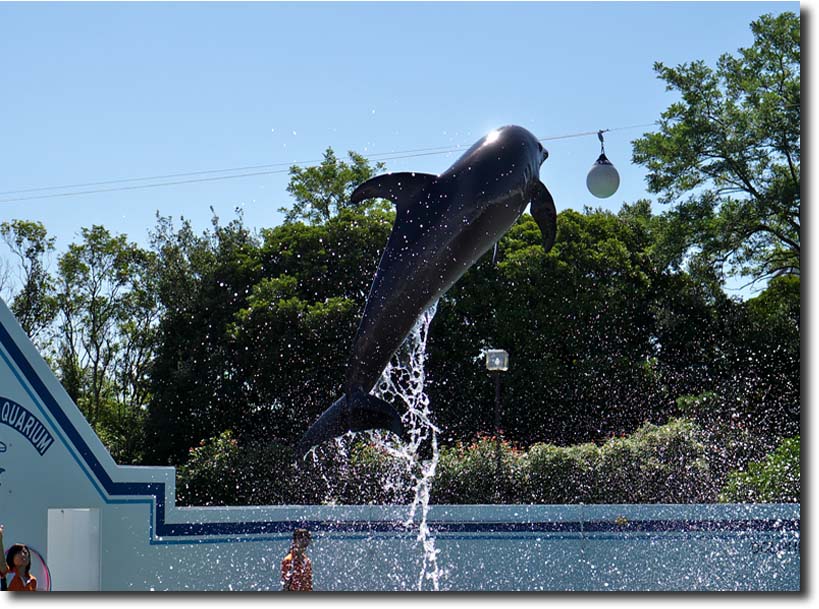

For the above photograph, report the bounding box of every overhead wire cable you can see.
[0,169,294,203]
[0,162,297,196]
[0,121,658,204]
[0,143,484,197]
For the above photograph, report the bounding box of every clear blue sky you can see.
[0,1,799,291]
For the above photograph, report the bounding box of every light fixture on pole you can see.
[586,130,620,199]
[485,349,509,372]
[485,349,509,502]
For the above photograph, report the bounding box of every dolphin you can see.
[295,125,556,456]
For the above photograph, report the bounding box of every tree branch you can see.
[749,223,800,253]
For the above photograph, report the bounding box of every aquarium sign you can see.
[0,397,54,455]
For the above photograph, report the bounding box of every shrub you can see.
[520,419,714,504]
[719,436,800,503]
[175,419,780,506]
[521,441,599,503]
[329,441,417,505]
[176,431,242,506]
[431,434,525,504]
[176,431,427,506]
[175,430,333,506]
[675,392,782,493]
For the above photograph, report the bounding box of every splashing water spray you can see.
[305,302,445,589]
[372,301,446,591]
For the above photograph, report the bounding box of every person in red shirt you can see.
[0,525,37,592]
[280,528,312,591]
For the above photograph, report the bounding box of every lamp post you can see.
[485,349,509,502]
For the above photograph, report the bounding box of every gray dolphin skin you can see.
[295,125,556,457]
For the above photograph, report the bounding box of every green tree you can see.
[54,225,156,463]
[426,202,666,446]
[0,219,58,344]
[281,148,386,224]
[145,149,393,465]
[632,11,800,285]
[144,211,262,465]
[228,208,394,448]
[0,253,11,302]
[108,246,161,460]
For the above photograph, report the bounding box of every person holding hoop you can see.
[0,524,37,592]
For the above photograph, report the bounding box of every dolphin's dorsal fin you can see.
[351,172,437,213]
[530,180,557,253]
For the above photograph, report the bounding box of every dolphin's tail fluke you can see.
[295,391,406,458]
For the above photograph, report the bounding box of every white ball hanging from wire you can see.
[586,130,620,198]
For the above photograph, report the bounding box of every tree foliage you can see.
[632,11,800,285]
[0,219,58,344]
[0,139,800,495]
[426,202,665,446]
[50,225,159,462]
[143,211,262,464]
[281,148,387,224]
[143,204,395,465]
[0,221,164,463]
[139,190,798,469]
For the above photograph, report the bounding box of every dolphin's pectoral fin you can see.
[529,180,557,253]
[351,172,438,213]
[294,392,406,458]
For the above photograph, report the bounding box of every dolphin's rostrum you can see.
[295,125,556,457]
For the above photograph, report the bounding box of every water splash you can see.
[305,431,355,506]
[372,301,446,590]
[304,302,446,589]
